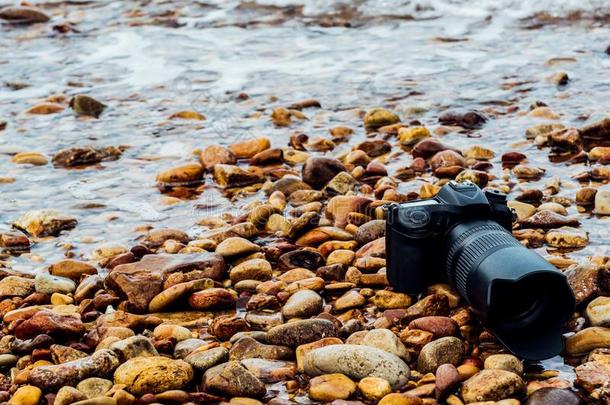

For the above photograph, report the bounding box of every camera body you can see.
[386,181,514,294]
[385,181,575,360]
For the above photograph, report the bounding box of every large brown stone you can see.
[28,350,119,391]
[202,361,266,398]
[105,253,225,313]
[302,157,346,189]
[14,310,84,340]
[565,264,609,306]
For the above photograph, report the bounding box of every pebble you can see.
[334,290,366,311]
[408,316,459,338]
[545,227,588,248]
[216,237,261,257]
[0,354,18,367]
[370,290,412,309]
[54,387,87,405]
[230,336,292,361]
[52,146,122,167]
[49,259,97,280]
[76,377,113,398]
[107,253,224,312]
[439,110,487,129]
[565,263,609,305]
[398,126,430,146]
[574,361,610,392]
[213,164,265,188]
[507,201,536,220]
[417,336,465,373]
[281,289,323,318]
[200,145,236,169]
[435,363,461,399]
[378,393,423,405]
[28,349,119,391]
[34,272,76,294]
[309,373,357,401]
[525,387,582,405]
[15,310,84,340]
[358,376,392,401]
[565,327,610,355]
[461,369,525,403]
[302,157,347,189]
[7,385,42,405]
[230,137,270,159]
[11,152,48,166]
[519,210,579,229]
[303,344,410,388]
[354,220,385,245]
[69,95,106,118]
[364,108,400,130]
[267,319,339,347]
[113,356,193,395]
[185,346,229,372]
[202,361,266,398]
[13,209,77,237]
[361,328,410,361]
[0,6,49,23]
[0,276,34,298]
[189,287,236,310]
[230,258,272,282]
[153,324,193,341]
[110,335,159,361]
[593,185,610,215]
[586,296,610,326]
[484,354,523,375]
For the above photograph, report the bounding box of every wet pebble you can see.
[364,108,400,130]
[113,356,193,395]
[69,95,106,118]
[586,296,610,326]
[361,328,410,361]
[184,346,228,372]
[417,336,465,373]
[309,373,356,401]
[484,354,523,375]
[593,185,610,215]
[13,210,77,237]
[202,361,266,398]
[267,319,339,347]
[565,327,610,355]
[28,350,119,391]
[0,6,49,23]
[303,344,410,388]
[525,387,582,405]
[216,237,260,257]
[281,289,323,319]
[302,157,347,189]
[461,369,525,403]
[34,272,75,294]
[358,376,392,401]
[545,226,588,248]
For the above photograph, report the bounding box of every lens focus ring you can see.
[444,221,521,300]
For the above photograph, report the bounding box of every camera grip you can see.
[386,226,427,294]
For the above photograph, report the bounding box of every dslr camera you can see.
[386,181,575,360]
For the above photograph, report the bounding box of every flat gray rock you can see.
[302,344,409,388]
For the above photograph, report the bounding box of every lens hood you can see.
[446,220,575,360]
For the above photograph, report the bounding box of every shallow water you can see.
[1,0,609,384]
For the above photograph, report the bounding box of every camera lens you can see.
[491,278,541,324]
[443,220,575,360]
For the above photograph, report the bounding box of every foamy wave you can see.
[358,0,610,18]
[239,0,610,19]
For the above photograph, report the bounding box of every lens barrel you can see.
[443,219,575,360]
